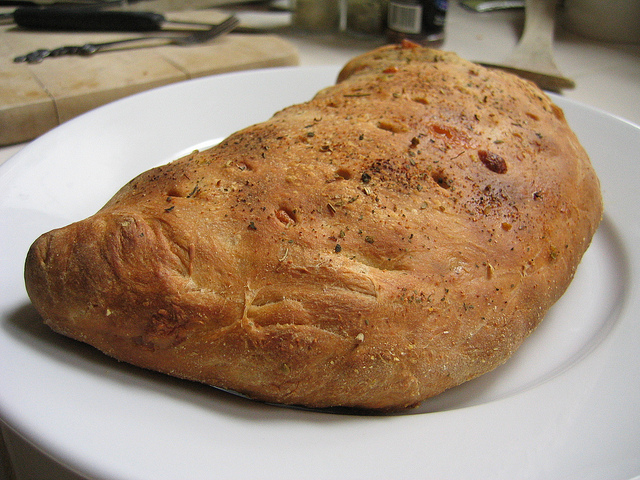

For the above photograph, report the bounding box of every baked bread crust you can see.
[25,43,602,410]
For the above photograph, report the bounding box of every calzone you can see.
[25,43,602,410]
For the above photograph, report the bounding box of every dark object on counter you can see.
[12,6,216,31]
[387,0,447,44]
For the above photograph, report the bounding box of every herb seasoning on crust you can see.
[25,42,602,411]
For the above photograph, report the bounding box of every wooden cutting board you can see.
[0,10,299,146]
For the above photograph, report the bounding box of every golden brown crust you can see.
[25,43,602,410]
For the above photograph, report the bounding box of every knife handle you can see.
[13,7,166,31]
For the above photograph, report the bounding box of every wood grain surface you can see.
[0,9,299,145]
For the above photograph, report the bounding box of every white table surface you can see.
[1,2,639,479]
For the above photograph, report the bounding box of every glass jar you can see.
[342,0,388,37]
[386,0,447,44]
[293,0,340,32]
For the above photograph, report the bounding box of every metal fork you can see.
[14,14,239,63]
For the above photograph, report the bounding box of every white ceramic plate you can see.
[1,66,639,480]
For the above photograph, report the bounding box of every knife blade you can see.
[12,6,215,31]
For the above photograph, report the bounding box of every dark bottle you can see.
[387,0,448,45]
